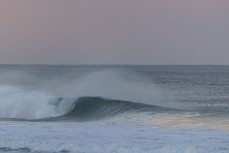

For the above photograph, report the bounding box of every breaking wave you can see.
[0,70,172,121]
[0,86,173,121]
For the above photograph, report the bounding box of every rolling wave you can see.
[0,96,174,121]
[0,87,175,121]
[0,70,170,121]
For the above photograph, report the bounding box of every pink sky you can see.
[0,0,228,64]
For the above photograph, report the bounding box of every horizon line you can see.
[0,64,229,66]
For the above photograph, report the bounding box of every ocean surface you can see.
[0,65,228,153]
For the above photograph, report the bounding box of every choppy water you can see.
[0,65,228,153]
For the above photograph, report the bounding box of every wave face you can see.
[61,96,171,121]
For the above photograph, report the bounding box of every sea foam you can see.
[0,86,75,119]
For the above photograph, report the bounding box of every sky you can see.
[0,0,228,65]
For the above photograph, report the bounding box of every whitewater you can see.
[0,65,228,153]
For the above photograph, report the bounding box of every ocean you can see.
[0,65,228,153]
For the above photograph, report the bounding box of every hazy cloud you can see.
[0,0,228,64]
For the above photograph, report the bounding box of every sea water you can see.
[0,65,228,153]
